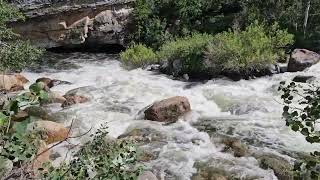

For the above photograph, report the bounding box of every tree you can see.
[0,0,43,74]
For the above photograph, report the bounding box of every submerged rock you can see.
[253,153,294,180]
[288,49,320,72]
[61,95,89,107]
[292,75,315,83]
[192,161,229,180]
[221,137,249,157]
[144,96,191,123]
[36,77,71,89]
[138,171,158,180]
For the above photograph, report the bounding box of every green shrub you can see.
[120,44,158,68]
[0,1,43,73]
[131,0,230,49]
[158,33,214,76]
[205,22,294,74]
[40,124,142,179]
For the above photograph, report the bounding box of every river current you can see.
[22,53,320,180]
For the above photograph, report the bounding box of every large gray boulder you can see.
[288,49,320,72]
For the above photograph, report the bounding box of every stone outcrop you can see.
[288,49,320,72]
[10,0,134,49]
[144,96,191,123]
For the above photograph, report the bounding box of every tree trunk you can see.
[303,0,311,37]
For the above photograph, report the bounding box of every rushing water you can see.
[22,53,320,180]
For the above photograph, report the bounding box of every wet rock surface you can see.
[144,96,191,123]
[288,49,320,72]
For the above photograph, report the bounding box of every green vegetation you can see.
[0,0,43,73]
[158,33,214,76]
[120,44,157,68]
[279,81,320,179]
[205,22,294,74]
[122,0,304,77]
[41,124,142,179]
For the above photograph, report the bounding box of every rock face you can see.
[144,96,191,122]
[10,0,134,49]
[0,74,29,92]
[288,49,320,72]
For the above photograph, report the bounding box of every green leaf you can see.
[12,117,32,135]
[29,82,44,94]
[39,90,49,101]
[0,112,9,125]
[291,124,300,132]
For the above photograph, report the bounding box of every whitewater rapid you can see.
[22,53,320,179]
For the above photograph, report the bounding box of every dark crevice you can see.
[47,43,126,54]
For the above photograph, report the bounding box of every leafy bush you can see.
[40,124,142,179]
[158,33,214,76]
[120,44,158,68]
[0,1,43,73]
[205,22,294,74]
[279,81,320,179]
[131,0,232,49]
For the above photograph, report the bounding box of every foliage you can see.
[40,124,142,179]
[240,0,320,51]
[279,81,320,179]
[0,1,43,72]
[120,44,158,68]
[158,33,214,76]
[131,0,227,49]
[205,22,294,74]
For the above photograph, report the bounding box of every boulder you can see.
[28,121,69,144]
[138,171,158,180]
[292,75,315,83]
[144,96,191,123]
[0,74,29,92]
[254,153,294,180]
[287,49,320,72]
[61,95,89,108]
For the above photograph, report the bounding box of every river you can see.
[22,53,320,180]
